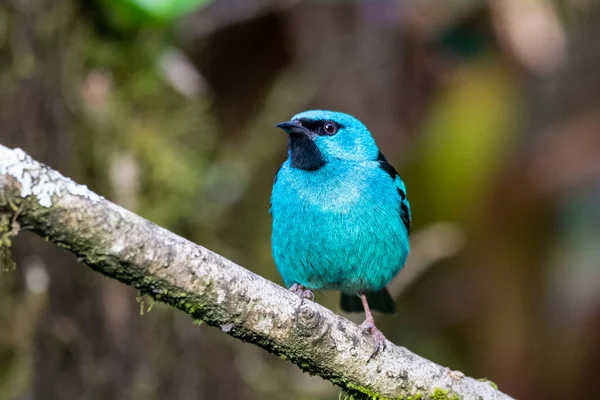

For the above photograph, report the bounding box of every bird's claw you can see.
[289,283,314,304]
[360,320,387,359]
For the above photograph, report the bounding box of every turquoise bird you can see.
[270,110,411,354]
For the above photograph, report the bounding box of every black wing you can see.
[376,152,411,235]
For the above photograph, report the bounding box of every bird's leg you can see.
[359,293,387,359]
[288,283,314,302]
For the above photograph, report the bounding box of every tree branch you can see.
[0,145,512,400]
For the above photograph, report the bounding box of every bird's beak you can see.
[275,121,311,136]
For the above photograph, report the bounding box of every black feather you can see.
[296,118,343,136]
[340,289,396,314]
[376,151,398,180]
[288,134,326,171]
[400,201,411,234]
[376,151,411,235]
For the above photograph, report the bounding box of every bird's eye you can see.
[323,122,337,135]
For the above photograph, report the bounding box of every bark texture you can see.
[0,144,512,400]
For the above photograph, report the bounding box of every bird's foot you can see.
[289,283,314,303]
[360,318,387,359]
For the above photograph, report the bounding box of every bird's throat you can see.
[288,135,326,171]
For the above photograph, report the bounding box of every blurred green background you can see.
[1,0,600,399]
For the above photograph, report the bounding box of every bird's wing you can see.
[376,152,411,235]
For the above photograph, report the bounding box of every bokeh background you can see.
[1,0,600,399]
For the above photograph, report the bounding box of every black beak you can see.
[275,121,311,136]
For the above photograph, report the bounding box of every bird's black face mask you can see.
[275,120,326,171]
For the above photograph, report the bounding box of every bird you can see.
[270,110,411,356]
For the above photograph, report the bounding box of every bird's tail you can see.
[340,289,396,314]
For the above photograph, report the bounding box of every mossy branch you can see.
[0,145,513,400]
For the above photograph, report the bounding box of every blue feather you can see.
[271,110,410,313]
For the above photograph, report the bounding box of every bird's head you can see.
[275,110,378,171]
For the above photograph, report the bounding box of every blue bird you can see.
[270,110,411,354]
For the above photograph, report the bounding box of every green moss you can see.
[146,298,155,312]
[343,382,387,399]
[431,388,448,400]
[398,393,422,400]
[0,209,18,272]
[431,388,458,400]
[477,378,498,390]
[135,293,145,315]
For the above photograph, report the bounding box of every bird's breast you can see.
[273,162,369,213]
[270,162,408,292]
